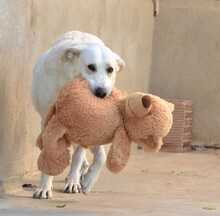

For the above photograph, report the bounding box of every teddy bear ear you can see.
[106,127,131,173]
[141,95,152,115]
[168,102,175,112]
[142,95,152,109]
[125,93,152,118]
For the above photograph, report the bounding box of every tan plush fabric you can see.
[38,115,71,176]
[37,79,174,175]
[106,126,131,173]
[56,79,123,146]
[122,93,174,152]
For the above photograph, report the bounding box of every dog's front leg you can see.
[64,145,88,193]
[33,173,53,199]
[81,145,106,194]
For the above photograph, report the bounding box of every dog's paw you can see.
[64,177,81,193]
[80,160,89,177]
[81,179,92,194]
[81,171,96,194]
[33,187,53,199]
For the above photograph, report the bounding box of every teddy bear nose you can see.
[95,87,107,98]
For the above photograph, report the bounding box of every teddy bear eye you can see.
[88,64,96,72]
[106,66,114,74]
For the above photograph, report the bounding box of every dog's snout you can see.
[95,87,107,98]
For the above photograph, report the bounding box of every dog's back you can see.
[52,31,104,47]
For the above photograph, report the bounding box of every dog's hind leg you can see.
[64,145,87,193]
[33,173,53,199]
[81,145,106,194]
[33,117,54,199]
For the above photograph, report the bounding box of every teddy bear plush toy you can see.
[37,79,174,176]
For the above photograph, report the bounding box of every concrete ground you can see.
[1,148,220,216]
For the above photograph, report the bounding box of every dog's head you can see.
[62,43,125,98]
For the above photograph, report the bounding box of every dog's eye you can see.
[88,64,96,72]
[106,66,114,74]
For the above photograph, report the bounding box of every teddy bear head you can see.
[121,92,174,152]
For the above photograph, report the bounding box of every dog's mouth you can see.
[94,87,107,98]
[86,80,112,99]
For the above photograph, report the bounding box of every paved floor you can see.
[1,148,220,215]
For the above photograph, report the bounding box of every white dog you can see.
[32,31,125,198]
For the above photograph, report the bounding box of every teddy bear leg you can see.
[81,145,106,194]
[153,137,164,152]
[106,127,131,173]
[64,145,87,193]
[143,136,163,152]
[33,174,53,199]
[37,115,71,176]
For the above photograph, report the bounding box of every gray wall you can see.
[150,0,220,146]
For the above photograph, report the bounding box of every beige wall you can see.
[0,0,39,181]
[150,0,220,146]
[31,0,154,92]
[0,0,155,184]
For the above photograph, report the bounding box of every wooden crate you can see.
[162,99,193,152]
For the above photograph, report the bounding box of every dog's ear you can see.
[117,57,125,72]
[113,52,125,72]
[62,44,86,62]
[63,47,81,62]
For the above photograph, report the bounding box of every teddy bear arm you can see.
[44,104,56,128]
[168,102,175,113]
[106,126,131,173]
[38,115,70,176]
[41,115,67,150]
[36,132,43,150]
[35,105,57,150]
[38,137,71,176]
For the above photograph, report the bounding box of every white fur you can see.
[32,31,124,117]
[81,146,106,194]
[64,146,87,193]
[33,174,53,199]
[32,31,124,198]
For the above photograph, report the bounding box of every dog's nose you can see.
[95,87,107,98]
